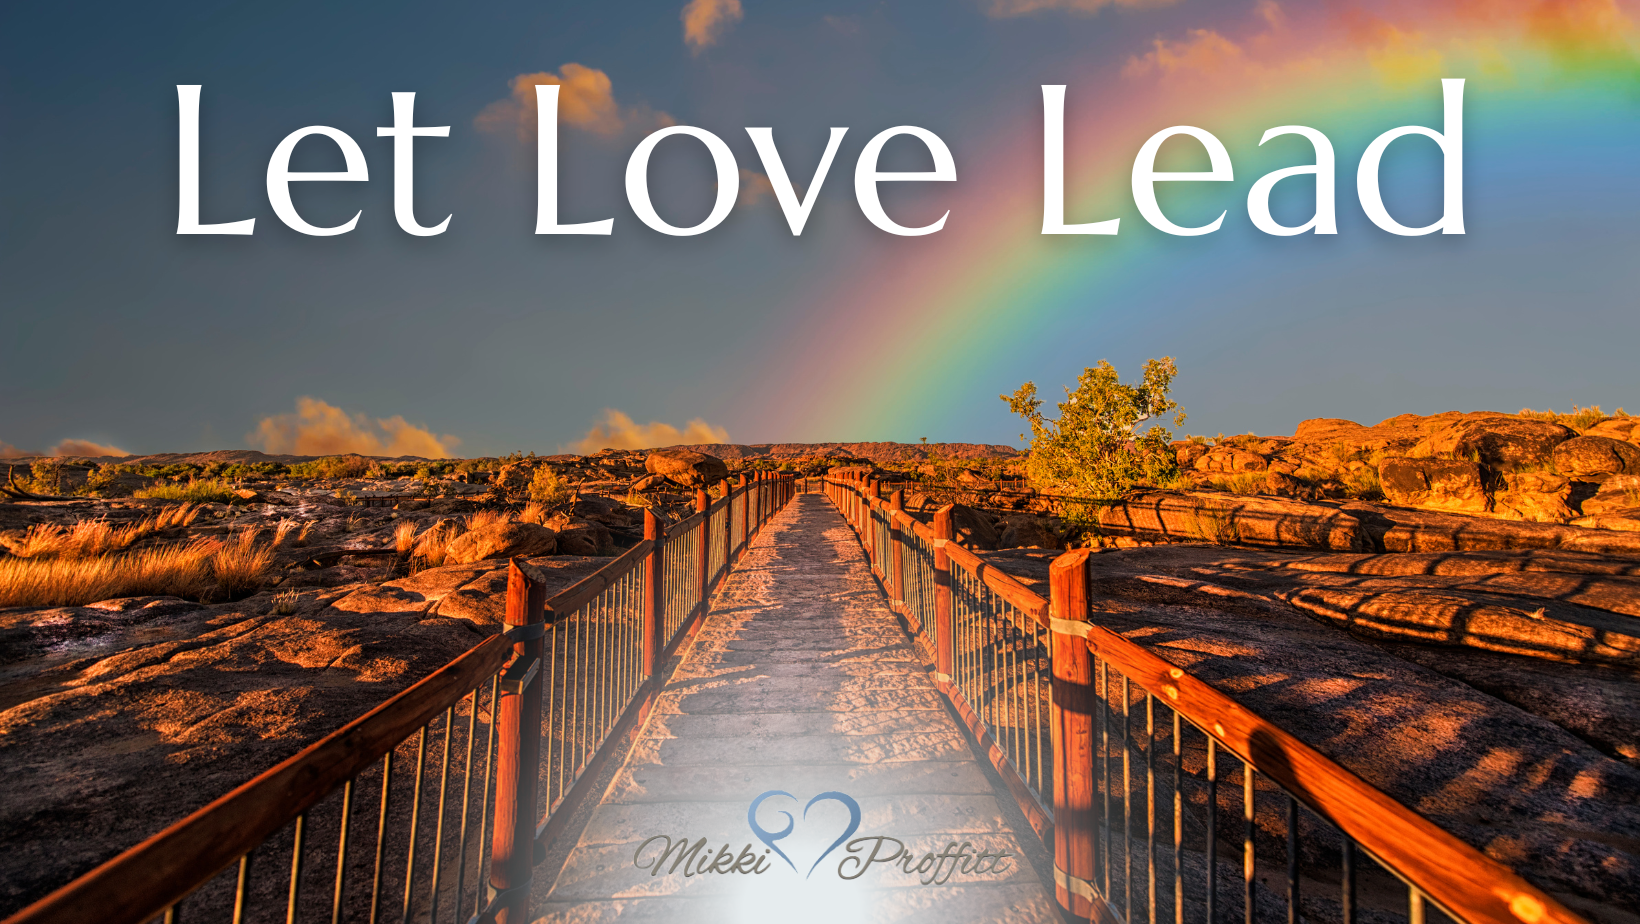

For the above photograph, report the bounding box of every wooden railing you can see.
[823,472,1586,924]
[3,473,797,924]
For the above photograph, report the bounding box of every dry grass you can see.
[412,522,463,569]
[0,505,203,560]
[1519,405,1629,433]
[271,517,314,549]
[519,502,547,525]
[271,589,300,616]
[1203,472,1266,495]
[394,521,419,556]
[467,509,514,532]
[0,529,277,608]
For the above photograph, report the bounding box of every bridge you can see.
[2,475,1585,924]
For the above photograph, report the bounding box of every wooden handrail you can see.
[1075,615,1582,924]
[942,542,1050,626]
[4,634,513,924]
[540,539,654,616]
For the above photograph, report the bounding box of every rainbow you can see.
[735,0,1640,443]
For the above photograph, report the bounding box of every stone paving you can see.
[532,493,1059,924]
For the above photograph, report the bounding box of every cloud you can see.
[738,168,777,206]
[475,65,673,142]
[52,439,130,458]
[1123,28,1246,78]
[570,410,730,454]
[683,0,744,51]
[0,441,30,459]
[250,397,460,458]
[985,0,1177,18]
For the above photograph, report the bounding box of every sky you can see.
[1,0,1636,458]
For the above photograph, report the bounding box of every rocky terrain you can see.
[1,416,1637,920]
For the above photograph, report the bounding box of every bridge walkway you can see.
[531,492,1059,923]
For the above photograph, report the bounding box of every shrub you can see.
[529,466,573,507]
[289,455,372,480]
[1002,358,1185,520]
[133,478,238,504]
[82,464,131,497]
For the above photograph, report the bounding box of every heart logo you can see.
[747,790,862,878]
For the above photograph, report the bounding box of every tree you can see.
[1002,358,1185,511]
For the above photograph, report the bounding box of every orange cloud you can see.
[738,168,777,206]
[0,441,30,459]
[250,398,459,458]
[475,65,673,142]
[52,439,130,458]
[1123,28,1246,78]
[986,0,1177,17]
[683,0,744,51]
[570,410,729,454]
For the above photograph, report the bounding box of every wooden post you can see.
[491,559,546,924]
[752,472,762,532]
[1049,549,1098,919]
[719,478,732,580]
[933,505,954,684]
[888,489,905,605]
[737,474,748,558]
[642,510,663,677]
[695,488,710,621]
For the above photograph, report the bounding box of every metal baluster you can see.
[1244,763,1255,924]
[452,690,479,919]
[1148,693,1157,924]
[1341,840,1355,924]
[1173,711,1182,924]
[1286,796,1299,924]
[1124,675,1133,920]
[1207,740,1217,924]
[369,752,394,924]
[427,706,455,923]
[401,726,429,924]
[474,677,499,920]
[231,853,253,924]
[286,813,306,924]
[330,779,354,924]
[1410,888,1427,924]
[1101,659,1111,897]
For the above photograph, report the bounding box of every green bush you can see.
[133,478,239,503]
[1002,358,1185,518]
[289,455,372,480]
[529,466,573,507]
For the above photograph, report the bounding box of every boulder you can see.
[546,513,614,556]
[1379,459,1489,514]
[1585,418,1640,443]
[1193,448,1268,474]
[1098,491,1369,552]
[230,489,265,505]
[1263,469,1310,498]
[1553,436,1640,480]
[644,449,728,488]
[997,514,1058,549]
[1173,442,1208,469]
[947,504,999,551]
[1292,418,1364,441]
[629,473,668,493]
[1583,475,1640,517]
[1411,415,1575,471]
[1491,472,1575,523]
[443,522,556,564]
